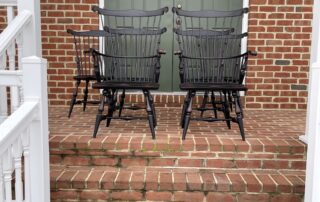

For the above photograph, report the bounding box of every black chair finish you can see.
[91,7,168,139]
[66,29,107,118]
[173,7,256,141]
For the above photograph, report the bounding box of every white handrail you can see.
[0,10,31,57]
[0,101,38,155]
[0,0,17,6]
[0,70,23,86]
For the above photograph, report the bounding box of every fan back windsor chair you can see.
[91,6,168,138]
[67,29,107,118]
[173,7,256,140]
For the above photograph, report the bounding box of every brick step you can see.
[50,165,305,202]
[49,134,306,155]
[50,152,306,170]
[50,133,306,170]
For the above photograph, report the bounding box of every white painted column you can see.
[240,0,249,96]
[301,0,320,201]
[241,0,249,54]
[300,0,320,144]
[17,0,42,57]
[22,56,50,202]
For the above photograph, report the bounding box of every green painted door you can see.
[104,0,243,91]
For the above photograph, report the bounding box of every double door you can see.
[104,0,243,91]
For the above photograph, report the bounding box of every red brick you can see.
[227,173,246,192]
[91,157,118,166]
[149,158,175,167]
[237,193,270,202]
[114,171,131,190]
[200,172,216,191]
[130,172,145,190]
[271,175,292,193]
[242,174,262,192]
[207,159,235,168]
[146,191,173,201]
[214,173,231,191]
[63,156,90,166]
[186,173,202,191]
[159,172,173,190]
[174,192,205,202]
[72,170,91,189]
[111,191,143,201]
[56,170,77,189]
[87,170,104,189]
[51,190,78,200]
[207,193,235,202]
[177,159,203,167]
[121,158,147,167]
[270,194,302,202]
[256,174,277,193]
[79,190,109,200]
[173,173,187,191]
[145,172,159,190]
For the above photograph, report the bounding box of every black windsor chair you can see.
[173,7,256,140]
[66,29,107,118]
[91,6,168,139]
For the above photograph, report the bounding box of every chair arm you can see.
[248,50,257,56]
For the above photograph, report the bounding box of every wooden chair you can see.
[66,29,107,117]
[90,7,168,139]
[173,7,256,140]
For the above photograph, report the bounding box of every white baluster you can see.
[13,138,23,202]
[3,148,13,202]
[22,129,30,202]
[0,158,4,201]
[16,33,24,104]
[0,54,8,123]
[8,41,20,113]
[7,6,14,23]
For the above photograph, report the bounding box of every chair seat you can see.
[74,75,97,80]
[180,83,247,91]
[92,81,159,90]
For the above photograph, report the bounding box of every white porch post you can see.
[300,0,320,200]
[17,0,42,57]
[22,56,50,202]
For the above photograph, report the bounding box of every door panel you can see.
[104,0,243,91]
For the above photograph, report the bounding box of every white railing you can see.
[0,0,50,201]
[0,11,31,123]
[0,57,49,202]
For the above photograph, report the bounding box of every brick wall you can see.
[246,0,313,109]
[40,0,100,105]
[2,0,314,109]
[0,8,6,32]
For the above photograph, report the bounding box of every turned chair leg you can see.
[233,91,245,141]
[228,91,233,112]
[106,89,117,127]
[200,91,209,117]
[180,91,190,128]
[148,92,157,127]
[68,80,81,118]
[93,90,107,138]
[210,91,218,118]
[182,91,195,140]
[83,79,89,112]
[143,90,156,139]
[223,91,231,129]
[118,89,125,117]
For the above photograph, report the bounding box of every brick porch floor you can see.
[49,105,306,202]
